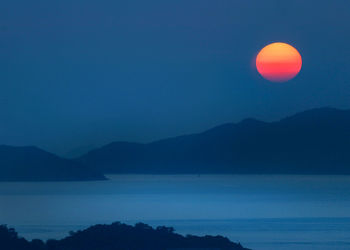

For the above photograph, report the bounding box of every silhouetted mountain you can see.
[79,108,350,174]
[0,223,249,250]
[0,145,106,181]
[64,144,97,159]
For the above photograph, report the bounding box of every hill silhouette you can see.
[79,107,350,174]
[0,223,249,250]
[0,145,106,181]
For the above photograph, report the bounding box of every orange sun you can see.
[256,42,302,82]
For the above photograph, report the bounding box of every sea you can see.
[1,174,350,250]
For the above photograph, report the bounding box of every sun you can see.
[256,42,302,82]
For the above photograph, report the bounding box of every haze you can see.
[1,0,350,155]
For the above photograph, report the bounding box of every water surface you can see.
[1,175,350,250]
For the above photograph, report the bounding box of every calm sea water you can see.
[1,175,350,250]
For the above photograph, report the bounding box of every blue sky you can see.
[1,0,350,154]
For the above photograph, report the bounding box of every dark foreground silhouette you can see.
[0,222,249,250]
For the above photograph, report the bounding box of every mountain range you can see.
[1,107,350,181]
[0,145,106,181]
[78,107,350,174]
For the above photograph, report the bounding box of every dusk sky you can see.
[1,0,350,155]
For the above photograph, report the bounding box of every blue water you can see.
[1,175,350,250]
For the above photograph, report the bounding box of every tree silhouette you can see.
[0,223,250,250]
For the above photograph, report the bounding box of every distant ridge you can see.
[78,107,350,174]
[0,145,106,181]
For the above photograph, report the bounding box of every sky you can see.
[1,0,350,155]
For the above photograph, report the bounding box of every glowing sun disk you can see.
[256,42,302,82]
